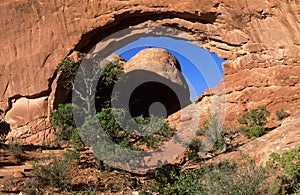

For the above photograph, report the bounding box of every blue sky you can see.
[115,37,225,101]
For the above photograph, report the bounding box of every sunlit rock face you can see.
[0,0,299,151]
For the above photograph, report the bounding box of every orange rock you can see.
[0,0,299,153]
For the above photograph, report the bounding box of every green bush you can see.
[198,113,226,151]
[275,109,290,121]
[187,138,202,162]
[8,141,22,163]
[92,108,175,150]
[148,159,266,195]
[99,59,124,86]
[238,106,270,127]
[238,106,270,138]
[51,103,76,142]
[50,103,83,150]
[241,125,265,139]
[56,57,80,90]
[149,164,180,192]
[57,57,79,78]
[266,146,300,194]
[96,108,124,142]
[63,148,80,163]
[96,60,124,108]
[26,156,71,194]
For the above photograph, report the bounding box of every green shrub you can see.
[187,138,202,162]
[26,156,71,194]
[96,60,124,108]
[96,108,124,142]
[63,148,80,163]
[148,159,266,195]
[99,59,124,86]
[150,164,180,192]
[238,106,270,138]
[198,113,226,151]
[238,106,270,127]
[137,116,176,148]
[50,103,83,150]
[266,147,300,194]
[276,109,290,121]
[93,108,175,150]
[51,103,76,142]
[79,190,97,195]
[241,125,265,139]
[56,57,80,92]
[8,141,22,163]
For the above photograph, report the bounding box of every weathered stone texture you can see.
[0,0,299,155]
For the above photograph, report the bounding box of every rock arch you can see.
[1,0,299,145]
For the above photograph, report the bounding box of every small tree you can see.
[56,57,80,90]
[266,146,300,194]
[238,106,270,138]
[51,103,76,141]
[238,106,270,127]
[50,103,83,150]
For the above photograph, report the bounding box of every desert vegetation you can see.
[237,106,270,139]
[1,58,298,194]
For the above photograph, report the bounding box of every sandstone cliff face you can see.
[0,0,299,152]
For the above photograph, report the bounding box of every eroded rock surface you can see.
[0,0,299,158]
[207,114,300,165]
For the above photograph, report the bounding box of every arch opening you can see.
[129,81,181,118]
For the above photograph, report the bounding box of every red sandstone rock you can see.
[0,0,298,160]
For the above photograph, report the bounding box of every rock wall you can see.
[1,0,300,144]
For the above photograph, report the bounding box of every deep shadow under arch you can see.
[129,81,181,118]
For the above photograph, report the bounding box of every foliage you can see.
[8,141,22,163]
[96,60,124,108]
[50,103,83,150]
[266,146,300,194]
[25,156,71,194]
[242,125,265,139]
[51,103,76,142]
[94,107,175,150]
[186,113,228,163]
[198,113,226,151]
[57,57,79,79]
[238,106,270,127]
[276,109,290,121]
[99,60,124,86]
[149,164,180,192]
[148,159,266,195]
[134,116,176,148]
[96,108,124,143]
[56,57,80,90]
[187,138,202,162]
[79,190,97,195]
[238,106,270,138]
[63,148,80,163]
